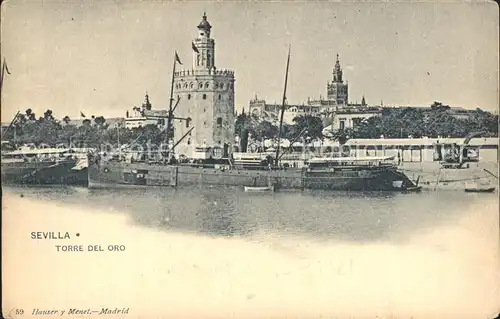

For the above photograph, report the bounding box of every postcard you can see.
[2,1,499,318]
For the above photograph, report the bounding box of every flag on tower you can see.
[192,42,199,54]
[80,112,86,118]
[175,51,182,65]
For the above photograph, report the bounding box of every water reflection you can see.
[3,184,495,243]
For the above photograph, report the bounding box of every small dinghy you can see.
[244,185,275,192]
[464,181,495,193]
[404,186,422,192]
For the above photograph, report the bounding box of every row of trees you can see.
[235,112,325,151]
[235,102,498,150]
[2,102,498,149]
[354,102,498,139]
[2,109,168,147]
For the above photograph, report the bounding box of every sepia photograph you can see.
[1,0,499,318]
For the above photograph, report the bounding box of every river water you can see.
[2,185,499,318]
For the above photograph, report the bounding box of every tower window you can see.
[184,83,188,88]
[220,83,224,90]
[218,94,221,100]
[199,82,203,89]
[205,82,209,89]
[190,82,194,88]
[216,117,222,127]
[187,138,191,145]
[203,94,207,100]
[188,94,191,100]
[339,120,345,131]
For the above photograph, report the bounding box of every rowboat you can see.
[464,187,495,193]
[244,185,275,192]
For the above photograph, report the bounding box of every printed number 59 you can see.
[7,309,24,317]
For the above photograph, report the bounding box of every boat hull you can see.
[88,159,417,191]
[464,187,495,193]
[1,160,88,186]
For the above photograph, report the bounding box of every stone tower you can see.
[173,13,236,157]
[327,54,348,106]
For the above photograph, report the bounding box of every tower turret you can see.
[193,12,215,69]
[142,92,152,110]
[333,54,343,83]
[327,53,348,105]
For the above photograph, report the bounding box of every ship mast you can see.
[275,45,291,166]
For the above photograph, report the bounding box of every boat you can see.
[88,45,419,192]
[464,187,495,193]
[244,185,275,192]
[88,149,419,191]
[1,146,89,186]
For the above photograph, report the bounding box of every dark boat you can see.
[1,147,88,186]
[88,152,419,191]
[464,187,496,193]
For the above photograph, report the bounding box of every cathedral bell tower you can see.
[327,54,348,106]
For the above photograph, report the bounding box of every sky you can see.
[1,0,498,122]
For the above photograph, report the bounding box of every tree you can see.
[63,116,71,124]
[43,109,54,121]
[25,108,36,121]
[254,120,278,140]
[292,115,323,140]
[94,116,106,127]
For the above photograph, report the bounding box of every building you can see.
[248,97,315,124]
[322,106,383,135]
[124,93,165,129]
[173,13,236,157]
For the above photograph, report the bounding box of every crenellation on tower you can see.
[173,13,235,157]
